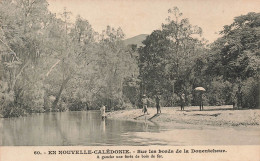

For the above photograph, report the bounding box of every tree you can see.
[0,0,139,116]
[220,12,259,81]
[94,26,136,109]
[208,12,260,108]
[139,7,205,106]
[0,0,51,116]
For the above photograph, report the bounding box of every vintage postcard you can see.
[0,0,259,160]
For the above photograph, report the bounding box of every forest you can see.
[0,0,259,118]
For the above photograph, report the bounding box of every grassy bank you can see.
[107,106,260,127]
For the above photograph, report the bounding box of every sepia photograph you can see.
[0,0,260,156]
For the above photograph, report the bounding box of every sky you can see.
[47,0,260,43]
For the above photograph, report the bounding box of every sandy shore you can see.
[107,106,260,127]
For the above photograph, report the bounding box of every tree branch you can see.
[0,27,19,61]
[46,59,61,77]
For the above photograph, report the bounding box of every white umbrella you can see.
[49,95,56,101]
[195,87,206,91]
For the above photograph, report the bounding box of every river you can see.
[0,111,259,146]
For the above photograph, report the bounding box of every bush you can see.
[68,100,87,111]
[2,105,25,118]
[242,78,259,108]
[121,102,134,110]
[20,81,45,113]
[122,77,140,106]
[207,77,233,106]
[0,83,24,117]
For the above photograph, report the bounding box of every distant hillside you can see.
[123,34,148,47]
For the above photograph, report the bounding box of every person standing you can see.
[232,90,238,110]
[236,86,243,109]
[100,105,106,120]
[199,92,204,111]
[156,95,161,114]
[180,93,185,111]
[142,95,149,115]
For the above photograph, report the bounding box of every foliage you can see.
[139,7,206,106]
[241,77,259,108]
[0,2,259,118]
[207,12,260,108]
[122,76,140,107]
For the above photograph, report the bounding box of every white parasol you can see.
[195,87,206,91]
[49,95,56,101]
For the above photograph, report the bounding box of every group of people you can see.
[100,85,243,119]
[181,92,205,111]
[141,92,205,113]
[100,91,207,119]
[141,94,161,115]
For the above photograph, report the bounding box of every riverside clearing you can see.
[107,106,260,127]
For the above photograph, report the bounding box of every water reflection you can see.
[0,111,161,146]
[1,111,258,146]
[101,119,106,133]
[143,121,149,131]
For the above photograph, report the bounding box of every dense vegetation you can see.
[0,1,259,118]
[139,8,260,108]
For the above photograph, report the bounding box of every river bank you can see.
[107,106,260,128]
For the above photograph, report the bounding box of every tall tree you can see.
[139,7,205,106]
[0,0,50,116]
[208,12,260,108]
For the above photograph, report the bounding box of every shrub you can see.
[207,77,233,106]
[121,102,134,110]
[242,78,259,108]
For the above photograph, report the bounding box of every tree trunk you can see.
[52,76,70,110]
